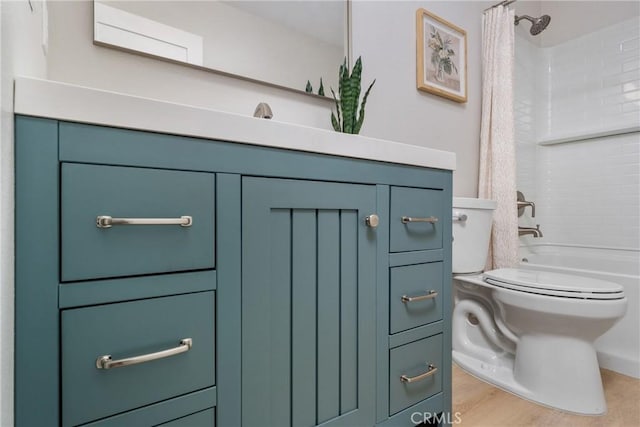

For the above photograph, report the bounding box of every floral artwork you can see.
[416,9,467,103]
[428,26,459,89]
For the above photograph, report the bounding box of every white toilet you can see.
[451,197,627,415]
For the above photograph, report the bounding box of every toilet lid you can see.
[483,268,625,300]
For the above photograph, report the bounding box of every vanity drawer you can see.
[61,163,215,282]
[390,262,443,334]
[389,334,443,415]
[61,292,215,427]
[390,187,444,253]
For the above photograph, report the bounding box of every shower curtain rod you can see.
[484,0,517,12]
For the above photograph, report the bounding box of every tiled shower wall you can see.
[516,17,640,250]
[541,17,640,141]
[536,133,639,248]
[514,35,542,206]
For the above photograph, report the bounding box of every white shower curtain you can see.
[479,6,519,269]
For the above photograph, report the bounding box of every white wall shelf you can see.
[537,126,640,146]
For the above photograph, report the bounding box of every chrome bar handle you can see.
[401,216,438,224]
[452,213,468,222]
[401,363,438,383]
[96,338,193,370]
[96,215,193,228]
[401,290,438,303]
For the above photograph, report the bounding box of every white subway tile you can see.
[516,18,640,250]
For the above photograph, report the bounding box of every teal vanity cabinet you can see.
[242,178,376,426]
[15,115,452,427]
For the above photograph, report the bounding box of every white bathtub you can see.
[519,244,640,378]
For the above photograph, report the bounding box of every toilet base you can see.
[453,339,607,416]
[453,350,529,401]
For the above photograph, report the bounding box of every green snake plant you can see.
[330,57,375,134]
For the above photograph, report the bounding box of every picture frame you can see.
[416,8,467,103]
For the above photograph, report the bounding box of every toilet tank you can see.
[452,197,497,274]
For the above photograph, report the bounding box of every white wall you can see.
[351,1,491,197]
[513,0,542,45]
[0,1,48,425]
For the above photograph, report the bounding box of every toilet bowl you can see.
[451,198,627,415]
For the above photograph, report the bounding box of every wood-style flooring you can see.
[452,364,640,427]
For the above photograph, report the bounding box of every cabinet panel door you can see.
[242,178,377,427]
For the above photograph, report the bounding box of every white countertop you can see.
[14,78,456,171]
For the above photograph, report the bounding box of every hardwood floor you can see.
[452,364,640,426]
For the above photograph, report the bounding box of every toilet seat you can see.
[483,268,625,300]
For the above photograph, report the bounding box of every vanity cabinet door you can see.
[241,177,377,427]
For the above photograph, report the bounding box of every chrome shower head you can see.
[515,14,551,35]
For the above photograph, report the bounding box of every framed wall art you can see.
[416,8,467,103]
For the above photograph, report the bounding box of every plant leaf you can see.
[305,80,313,93]
[330,56,375,134]
[341,57,355,133]
[318,78,325,96]
[330,87,342,132]
[331,112,340,131]
[345,57,364,133]
[339,57,348,103]
[354,79,375,134]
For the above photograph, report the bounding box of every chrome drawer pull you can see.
[96,338,193,370]
[401,216,438,224]
[96,215,193,228]
[401,363,438,383]
[401,290,438,303]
